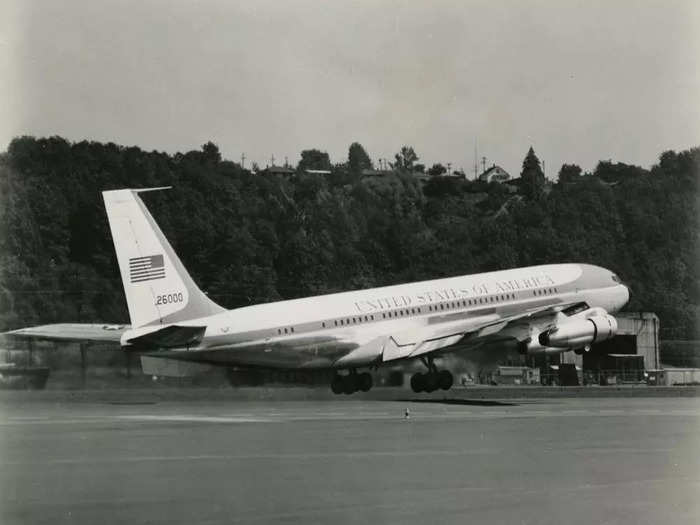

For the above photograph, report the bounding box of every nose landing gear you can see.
[410,356,453,393]
[331,370,373,395]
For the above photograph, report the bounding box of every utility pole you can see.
[270,154,275,167]
[241,153,246,169]
[447,162,452,175]
[481,156,487,174]
[473,139,478,180]
[284,156,289,168]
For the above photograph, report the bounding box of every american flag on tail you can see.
[129,254,165,283]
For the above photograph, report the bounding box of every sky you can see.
[2,0,699,177]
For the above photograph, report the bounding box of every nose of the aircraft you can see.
[619,284,630,308]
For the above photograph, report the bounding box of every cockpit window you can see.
[611,274,621,284]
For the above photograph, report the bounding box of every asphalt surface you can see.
[1,395,699,525]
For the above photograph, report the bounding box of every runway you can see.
[1,395,699,524]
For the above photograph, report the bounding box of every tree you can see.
[347,142,372,173]
[201,141,221,165]
[520,146,545,200]
[427,163,447,177]
[413,163,425,174]
[298,149,331,172]
[392,146,419,172]
[594,160,648,181]
[558,163,582,184]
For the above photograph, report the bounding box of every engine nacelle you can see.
[517,337,569,356]
[538,314,618,348]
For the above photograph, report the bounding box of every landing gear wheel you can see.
[341,375,356,395]
[358,372,373,392]
[424,372,439,393]
[413,356,455,393]
[438,370,453,391]
[331,374,344,395]
[410,372,425,393]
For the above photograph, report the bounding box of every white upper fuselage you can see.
[126,263,629,369]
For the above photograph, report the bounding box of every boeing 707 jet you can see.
[5,187,630,393]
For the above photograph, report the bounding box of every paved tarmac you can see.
[1,395,699,525]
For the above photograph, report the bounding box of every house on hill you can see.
[479,165,511,183]
[262,165,295,176]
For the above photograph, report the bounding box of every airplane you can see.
[4,187,630,394]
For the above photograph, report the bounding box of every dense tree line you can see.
[0,136,698,339]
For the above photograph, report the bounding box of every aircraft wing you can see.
[1,323,129,344]
[381,301,582,362]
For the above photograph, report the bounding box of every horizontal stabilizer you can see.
[1,323,128,343]
[124,325,206,349]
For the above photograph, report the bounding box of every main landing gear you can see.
[410,356,453,393]
[331,370,373,395]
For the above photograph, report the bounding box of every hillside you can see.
[0,136,698,339]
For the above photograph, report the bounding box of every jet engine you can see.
[538,314,618,348]
[517,336,569,356]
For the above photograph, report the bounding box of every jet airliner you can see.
[5,187,630,393]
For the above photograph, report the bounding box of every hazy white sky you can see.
[2,0,699,176]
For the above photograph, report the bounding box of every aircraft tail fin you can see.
[102,188,225,328]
